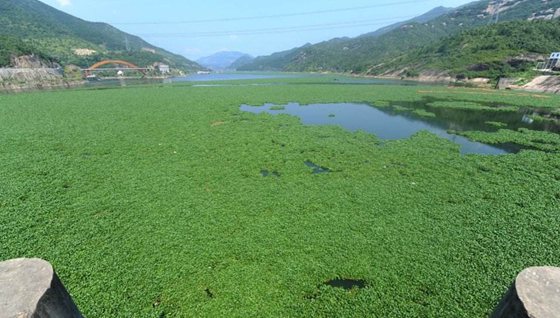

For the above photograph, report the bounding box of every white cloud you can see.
[56,0,72,7]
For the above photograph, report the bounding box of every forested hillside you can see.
[0,36,45,67]
[239,0,560,76]
[374,19,560,79]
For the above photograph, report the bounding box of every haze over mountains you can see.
[196,51,253,71]
[0,0,202,71]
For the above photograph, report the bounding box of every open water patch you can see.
[304,161,331,174]
[240,102,524,155]
[305,278,368,300]
[325,278,367,290]
[173,72,299,82]
[261,169,280,177]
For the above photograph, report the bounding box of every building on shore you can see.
[152,62,170,74]
[537,52,560,71]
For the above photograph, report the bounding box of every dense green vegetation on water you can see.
[0,82,559,317]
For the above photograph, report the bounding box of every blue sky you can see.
[38,0,475,60]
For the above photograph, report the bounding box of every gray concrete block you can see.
[0,258,83,318]
[492,266,560,318]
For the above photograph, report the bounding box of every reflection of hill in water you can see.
[241,102,514,155]
[374,97,560,134]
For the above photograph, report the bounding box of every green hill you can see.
[239,0,560,74]
[237,6,454,72]
[374,19,560,80]
[359,6,453,38]
[0,0,202,71]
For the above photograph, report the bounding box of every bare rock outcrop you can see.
[0,68,68,91]
[0,55,82,91]
[11,55,58,69]
[523,75,560,94]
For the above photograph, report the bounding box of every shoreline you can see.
[1,68,559,94]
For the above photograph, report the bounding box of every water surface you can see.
[173,72,297,82]
[241,102,521,155]
[83,73,434,89]
[325,278,367,290]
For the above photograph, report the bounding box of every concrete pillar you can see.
[0,258,83,318]
[491,266,560,318]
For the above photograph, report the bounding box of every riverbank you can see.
[372,71,560,94]
[3,68,560,95]
[373,73,497,89]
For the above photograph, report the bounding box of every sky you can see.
[38,0,475,61]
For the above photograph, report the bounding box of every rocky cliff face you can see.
[485,0,560,20]
[0,55,79,91]
[485,0,526,15]
[0,68,67,91]
[10,54,59,68]
[0,55,80,91]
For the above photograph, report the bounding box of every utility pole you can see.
[125,36,130,52]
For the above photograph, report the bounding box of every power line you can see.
[138,15,418,38]
[111,0,423,25]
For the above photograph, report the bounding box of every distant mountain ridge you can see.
[229,54,255,70]
[239,0,560,76]
[237,5,460,72]
[197,51,253,71]
[0,0,202,71]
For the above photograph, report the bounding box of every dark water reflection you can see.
[304,161,331,174]
[325,278,367,290]
[240,102,560,155]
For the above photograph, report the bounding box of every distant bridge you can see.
[82,60,149,77]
